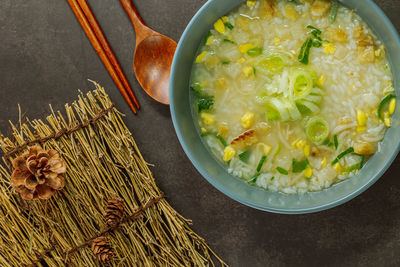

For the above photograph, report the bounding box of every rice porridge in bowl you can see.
[190,0,396,194]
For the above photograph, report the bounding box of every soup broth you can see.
[190,0,396,194]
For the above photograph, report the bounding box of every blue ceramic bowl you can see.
[170,0,400,214]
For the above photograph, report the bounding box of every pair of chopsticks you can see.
[67,0,140,114]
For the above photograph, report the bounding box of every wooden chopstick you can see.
[76,0,140,110]
[67,0,138,114]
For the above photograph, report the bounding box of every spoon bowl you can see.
[134,35,177,105]
[120,0,177,105]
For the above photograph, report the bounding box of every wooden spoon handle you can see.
[120,0,154,44]
[119,0,146,27]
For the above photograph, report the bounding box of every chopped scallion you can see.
[334,135,338,150]
[204,31,212,45]
[330,0,339,24]
[201,132,227,147]
[223,39,235,44]
[224,22,234,30]
[257,156,267,172]
[239,150,251,163]
[298,37,313,65]
[377,94,396,120]
[222,61,230,65]
[292,158,309,173]
[332,147,354,165]
[271,176,275,181]
[198,97,214,112]
[247,47,263,57]
[277,167,289,175]
[248,173,260,184]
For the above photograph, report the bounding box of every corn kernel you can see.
[318,75,326,87]
[221,16,230,23]
[223,146,236,162]
[323,43,336,54]
[195,51,207,63]
[214,19,226,34]
[294,139,306,149]
[384,117,391,127]
[284,3,298,20]
[238,57,246,64]
[357,126,366,132]
[206,36,215,46]
[201,127,207,133]
[321,157,327,167]
[389,98,396,115]
[242,66,253,77]
[258,143,272,156]
[334,163,342,173]
[247,0,257,7]
[291,138,300,149]
[357,110,367,127]
[201,112,215,125]
[274,37,281,46]
[218,124,229,137]
[304,166,313,178]
[216,76,227,89]
[239,43,256,54]
[303,144,310,157]
[241,112,255,128]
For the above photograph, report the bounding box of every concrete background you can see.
[0,0,399,266]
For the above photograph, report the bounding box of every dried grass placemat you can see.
[0,82,226,266]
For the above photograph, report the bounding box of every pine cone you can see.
[91,236,114,263]
[10,146,66,200]
[105,198,124,227]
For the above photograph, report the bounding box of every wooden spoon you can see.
[120,0,177,105]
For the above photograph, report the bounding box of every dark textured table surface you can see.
[1,1,400,266]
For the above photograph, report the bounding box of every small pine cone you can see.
[91,236,114,263]
[104,198,124,227]
[11,146,66,200]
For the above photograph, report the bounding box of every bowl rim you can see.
[170,0,400,214]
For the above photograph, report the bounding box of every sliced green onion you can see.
[223,39,235,44]
[201,132,227,147]
[322,138,333,147]
[256,55,286,73]
[287,0,302,4]
[204,31,212,45]
[216,135,228,147]
[248,173,260,184]
[298,37,313,65]
[257,156,267,172]
[277,167,289,175]
[332,147,354,165]
[312,40,322,47]
[198,97,214,112]
[239,150,251,163]
[292,158,309,173]
[296,100,320,114]
[334,135,338,150]
[345,155,365,173]
[291,69,313,99]
[377,94,396,120]
[330,0,339,24]
[222,61,230,65]
[253,66,257,76]
[190,82,202,95]
[307,25,322,36]
[305,117,330,144]
[247,47,263,57]
[224,22,234,30]
[271,176,275,181]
